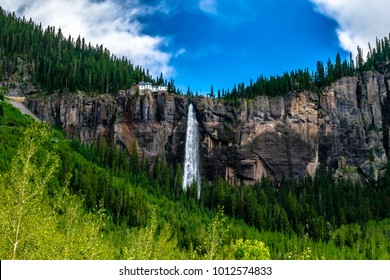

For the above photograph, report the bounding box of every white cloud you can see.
[0,0,174,78]
[311,0,390,57]
[175,48,187,58]
[199,0,218,14]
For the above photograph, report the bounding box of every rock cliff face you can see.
[27,71,390,184]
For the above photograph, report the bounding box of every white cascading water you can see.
[183,103,201,198]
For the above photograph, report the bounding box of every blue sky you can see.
[2,0,390,93]
[138,0,344,92]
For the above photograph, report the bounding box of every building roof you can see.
[139,82,152,86]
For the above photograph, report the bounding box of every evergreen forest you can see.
[0,8,175,95]
[1,94,390,260]
[1,9,390,260]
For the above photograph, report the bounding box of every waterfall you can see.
[183,103,201,198]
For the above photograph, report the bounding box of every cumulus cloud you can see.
[199,0,218,14]
[0,0,174,77]
[311,0,390,57]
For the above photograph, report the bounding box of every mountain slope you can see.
[2,96,390,260]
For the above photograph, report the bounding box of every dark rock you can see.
[27,72,390,184]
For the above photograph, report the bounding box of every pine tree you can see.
[316,61,325,87]
[335,53,342,79]
[357,46,364,72]
[174,163,183,199]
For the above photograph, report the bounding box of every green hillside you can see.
[1,95,390,260]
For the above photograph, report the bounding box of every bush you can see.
[233,239,271,260]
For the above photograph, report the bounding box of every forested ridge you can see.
[2,6,390,101]
[1,10,390,260]
[0,8,174,95]
[207,37,390,104]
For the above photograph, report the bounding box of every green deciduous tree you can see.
[123,207,179,260]
[0,122,59,259]
[203,207,229,260]
[233,239,270,260]
[0,122,109,259]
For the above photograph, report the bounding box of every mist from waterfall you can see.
[182,103,201,199]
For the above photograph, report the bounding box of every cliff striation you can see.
[27,71,390,184]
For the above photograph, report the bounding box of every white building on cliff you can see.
[138,82,153,91]
[138,82,167,93]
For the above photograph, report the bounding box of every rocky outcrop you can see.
[1,58,37,96]
[195,92,320,184]
[27,91,190,165]
[26,71,390,184]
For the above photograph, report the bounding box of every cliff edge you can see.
[26,71,390,184]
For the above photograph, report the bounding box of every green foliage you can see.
[233,239,271,260]
[54,186,108,259]
[0,101,31,127]
[0,122,60,259]
[123,207,159,260]
[1,102,390,260]
[0,102,31,172]
[364,35,390,72]
[123,207,179,260]
[202,207,229,260]
[201,166,390,245]
[288,246,313,260]
[0,9,164,94]
[0,122,110,259]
